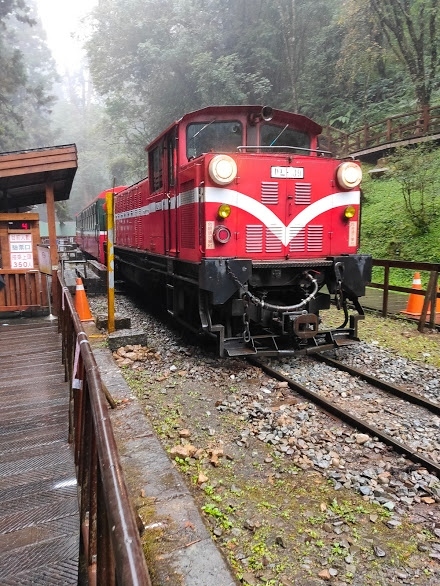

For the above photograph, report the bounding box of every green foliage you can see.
[202,503,224,518]
[174,456,191,472]
[360,149,440,269]
[0,0,57,151]
[55,201,73,223]
[50,97,121,216]
[329,499,367,523]
[368,0,440,107]
[387,145,440,234]
[202,503,233,529]
[84,0,344,168]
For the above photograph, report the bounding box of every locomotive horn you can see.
[261,106,273,121]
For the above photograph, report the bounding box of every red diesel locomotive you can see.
[80,105,372,356]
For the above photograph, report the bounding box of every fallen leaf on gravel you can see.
[420,497,435,504]
[170,444,197,459]
[318,569,332,580]
[197,473,208,484]
[208,448,224,466]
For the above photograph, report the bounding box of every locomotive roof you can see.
[145,105,323,152]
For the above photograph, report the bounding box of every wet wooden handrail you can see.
[323,104,440,156]
[56,272,152,586]
[369,259,439,331]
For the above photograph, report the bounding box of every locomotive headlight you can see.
[344,205,356,219]
[218,204,231,219]
[336,161,362,190]
[209,155,238,185]
[213,225,231,244]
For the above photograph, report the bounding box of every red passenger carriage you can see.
[76,186,126,265]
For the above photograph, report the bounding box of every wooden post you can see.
[418,271,437,332]
[363,124,369,148]
[422,104,430,133]
[386,119,392,141]
[428,271,438,330]
[45,181,59,314]
[382,263,390,317]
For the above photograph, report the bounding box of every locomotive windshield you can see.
[187,120,242,159]
[260,123,310,153]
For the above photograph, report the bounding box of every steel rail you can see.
[248,357,440,478]
[313,353,440,416]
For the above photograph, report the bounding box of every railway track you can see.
[249,355,440,478]
[90,290,440,584]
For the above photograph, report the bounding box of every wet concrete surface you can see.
[92,345,238,586]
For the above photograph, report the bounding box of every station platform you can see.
[0,313,237,586]
[0,317,79,584]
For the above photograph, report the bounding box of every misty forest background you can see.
[1,0,440,267]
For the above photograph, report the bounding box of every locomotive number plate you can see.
[271,166,304,179]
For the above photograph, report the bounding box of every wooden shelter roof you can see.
[0,144,77,212]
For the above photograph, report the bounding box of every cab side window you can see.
[149,143,163,192]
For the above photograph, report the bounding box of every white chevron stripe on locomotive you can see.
[115,187,360,247]
[205,187,360,247]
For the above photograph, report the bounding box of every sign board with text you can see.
[0,213,39,270]
[37,244,51,275]
[9,233,34,269]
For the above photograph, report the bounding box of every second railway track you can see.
[251,353,440,479]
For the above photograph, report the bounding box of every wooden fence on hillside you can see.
[323,105,440,157]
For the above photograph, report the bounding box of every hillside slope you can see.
[359,158,440,287]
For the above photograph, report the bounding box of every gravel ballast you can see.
[90,292,440,586]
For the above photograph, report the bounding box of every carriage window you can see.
[149,144,163,191]
[260,124,310,153]
[186,121,242,159]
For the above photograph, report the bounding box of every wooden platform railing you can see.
[57,273,152,586]
[369,259,439,332]
[323,104,440,156]
[0,269,49,312]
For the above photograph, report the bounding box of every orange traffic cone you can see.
[401,272,425,316]
[74,277,93,321]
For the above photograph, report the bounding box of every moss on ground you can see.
[119,354,439,586]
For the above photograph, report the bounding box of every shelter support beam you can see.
[46,180,59,314]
